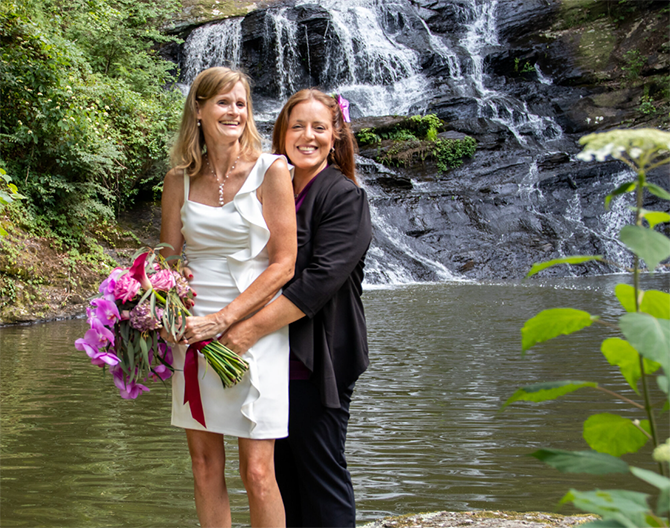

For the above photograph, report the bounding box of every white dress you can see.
[171,153,289,439]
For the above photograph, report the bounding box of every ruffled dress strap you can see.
[227,153,289,293]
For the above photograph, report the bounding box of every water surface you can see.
[2,275,668,526]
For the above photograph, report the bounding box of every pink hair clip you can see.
[334,94,350,123]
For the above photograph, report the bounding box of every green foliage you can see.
[502,381,598,409]
[530,449,629,475]
[433,136,477,172]
[0,166,25,236]
[583,413,651,457]
[521,308,597,352]
[514,57,536,74]
[409,114,442,138]
[526,255,603,278]
[0,0,183,245]
[621,50,646,81]
[360,114,477,173]
[639,95,658,115]
[505,128,670,527]
[355,128,381,145]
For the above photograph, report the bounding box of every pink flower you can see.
[111,367,149,399]
[91,298,120,327]
[173,271,192,298]
[113,273,141,303]
[150,269,176,291]
[99,268,124,297]
[129,252,152,291]
[90,318,115,347]
[75,329,119,366]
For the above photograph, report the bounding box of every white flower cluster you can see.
[576,128,670,168]
[653,438,670,463]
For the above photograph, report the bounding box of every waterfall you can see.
[181,17,242,84]
[264,7,300,100]
[176,0,652,284]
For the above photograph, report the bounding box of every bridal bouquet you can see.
[75,246,249,400]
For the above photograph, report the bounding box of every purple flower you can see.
[173,271,191,298]
[99,268,124,297]
[91,298,120,328]
[150,343,173,381]
[111,367,149,399]
[129,303,163,332]
[75,329,119,366]
[113,273,141,303]
[90,318,115,347]
[150,269,176,291]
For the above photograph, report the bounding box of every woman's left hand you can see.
[182,313,230,344]
[219,319,260,355]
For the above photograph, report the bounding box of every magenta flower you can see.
[150,269,176,291]
[113,273,141,303]
[75,329,119,366]
[129,252,152,291]
[99,268,124,297]
[112,368,149,399]
[90,318,115,347]
[91,298,120,327]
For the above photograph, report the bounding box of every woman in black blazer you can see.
[220,88,372,527]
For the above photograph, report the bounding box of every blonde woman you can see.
[160,67,296,528]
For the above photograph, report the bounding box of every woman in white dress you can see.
[160,67,296,528]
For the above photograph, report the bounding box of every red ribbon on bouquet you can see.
[184,340,211,428]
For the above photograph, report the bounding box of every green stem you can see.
[633,169,665,476]
[594,386,645,410]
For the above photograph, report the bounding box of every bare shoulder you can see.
[265,155,290,179]
[162,167,185,203]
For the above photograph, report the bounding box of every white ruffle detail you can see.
[227,153,282,293]
[227,153,287,435]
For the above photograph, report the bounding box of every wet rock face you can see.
[175,1,669,282]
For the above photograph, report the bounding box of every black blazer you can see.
[283,166,372,408]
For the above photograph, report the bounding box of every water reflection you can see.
[1,275,668,526]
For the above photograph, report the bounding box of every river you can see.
[1,275,668,527]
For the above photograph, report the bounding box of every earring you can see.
[197,120,201,127]
[330,147,335,153]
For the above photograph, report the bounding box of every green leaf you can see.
[605,181,637,210]
[641,209,670,229]
[502,381,598,409]
[630,466,670,489]
[522,308,597,352]
[658,375,668,395]
[583,413,650,456]
[646,182,670,201]
[640,290,670,320]
[630,467,670,515]
[561,489,651,528]
[619,313,670,372]
[601,338,661,394]
[619,225,670,271]
[530,449,629,474]
[526,256,603,278]
[615,284,638,313]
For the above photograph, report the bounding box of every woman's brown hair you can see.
[272,88,358,184]
[171,67,262,176]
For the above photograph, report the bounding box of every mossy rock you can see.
[169,0,285,33]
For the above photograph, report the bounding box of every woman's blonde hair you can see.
[272,88,358,184]
[171,67,262,176]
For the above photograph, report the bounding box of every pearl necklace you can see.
[206,153,241,206]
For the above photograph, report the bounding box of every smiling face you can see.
[284,99,335,178]
[197,81,248,145]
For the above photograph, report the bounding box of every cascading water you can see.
[181,17,242,85]
[177,0,655,284]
